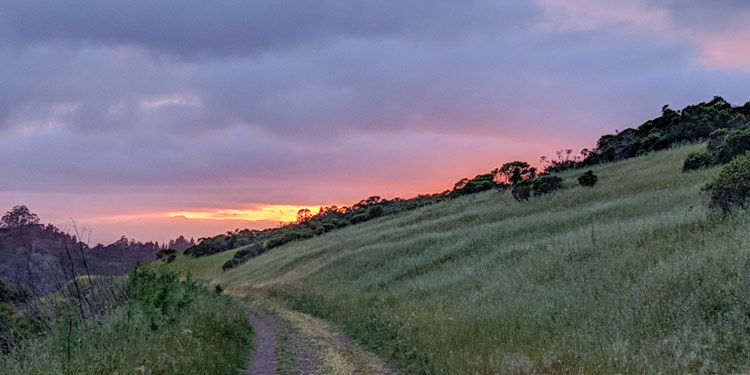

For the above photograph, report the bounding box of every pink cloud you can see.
[536,0,670,33]
[695,29,750,71]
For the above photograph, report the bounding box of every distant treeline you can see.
[0,205,192,294]
[188,96,750,271]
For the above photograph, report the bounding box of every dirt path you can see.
[240,299,397,375]
[245,308,279,375]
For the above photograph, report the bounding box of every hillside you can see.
[165,144,750,374]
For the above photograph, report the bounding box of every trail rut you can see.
[242,302,397,375]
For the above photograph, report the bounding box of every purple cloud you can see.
[1,0,749,243]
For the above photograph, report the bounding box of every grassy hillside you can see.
[168,144,750,374]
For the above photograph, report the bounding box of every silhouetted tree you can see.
[1,206,40,229]
[496,162,537,185]
[296,209,312,223]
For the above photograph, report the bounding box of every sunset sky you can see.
[2,0,750,244]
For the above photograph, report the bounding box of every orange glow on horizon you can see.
[166,205,325,223]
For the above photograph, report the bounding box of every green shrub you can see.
[532,175,564,196]
[707,128,729,154]
[682,150,716,171]
[577,170,599,187]
[703,151,750,213]
[222,258,241,272]
[717,128,750,163]
[511,180,533,202]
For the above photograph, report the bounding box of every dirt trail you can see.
[245,308,279,375]
[241,300,397,375]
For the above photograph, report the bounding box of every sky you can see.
[1,0,750,244]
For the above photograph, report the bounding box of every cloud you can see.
[0,0,540,59]
[1,0,750,243]
[536,0,750,71]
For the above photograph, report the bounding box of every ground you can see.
[233,293,398,375]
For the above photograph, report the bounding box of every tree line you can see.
[0,205,192,294]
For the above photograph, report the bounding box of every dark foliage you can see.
[703,152,750,214]
[496,161,537,185]
[0,280,41,354]
[539,97,749,173]
[577,171,599,187]
[682,150,717,171]
[166,235,195,253]
[511,180,533,202]
[716,127,750,164]
[1,206,40,229]
[532,176,564,197]
[513,175,565,202]
[156,248,178,263]
[0,280,32,305]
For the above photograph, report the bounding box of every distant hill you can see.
[0,206,183,295]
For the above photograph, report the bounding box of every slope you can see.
[168,144,750,374]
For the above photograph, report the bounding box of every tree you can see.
[1,206,40,229]
[495,161,537,185]
[296,208,312,223]
[167,235,193,252]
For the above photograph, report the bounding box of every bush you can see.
[222,258,241,271]
[703,151,750,214]
[511,180,533,202]
[0,280,32,305]
[368,205,385,219]
[233,248,250,259]
[350,213,369,224]
[682,150,716,171]
[717,128,750,163]
[156,248,177,263]
[577,170,599,187]
[532,176,564,197]
[707,128,729,154]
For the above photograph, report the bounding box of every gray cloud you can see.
[0,0,540,58]
[1,0,750,232]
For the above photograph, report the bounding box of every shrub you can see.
[511,180,533,202]
[682,150,716,171]
[532,176,564,197]
[703,151,750,214]
[222,258,241,272]
[0,281,32,305]
[577,171,599,187]
[368,205,385,219]
[717,128,750,163]
[350,213,369,224]
[233,248,250,259]
[707,128,729,154]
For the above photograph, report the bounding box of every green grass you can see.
[0,268,253,375]
[160,247,242,282]
[172,144,750,374]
